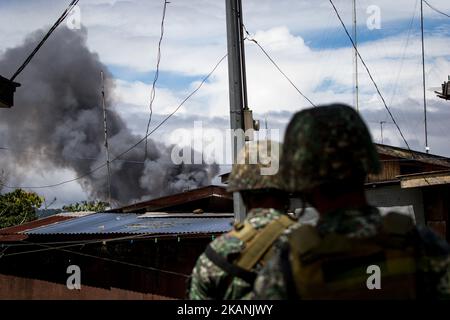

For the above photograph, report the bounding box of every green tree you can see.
[0,189,44,228]
[0,170,7,193]
[62,200,109,212]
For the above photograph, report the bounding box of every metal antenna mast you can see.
[101,71,112,205]
[352,0,359,112]
[380,121,386,144]
[265,117,268,140]
[420,0,429,153]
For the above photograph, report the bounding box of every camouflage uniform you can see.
[190,207,297,300]
[189,141,297,300]
[252,104,450,300]
[253,206,450,299]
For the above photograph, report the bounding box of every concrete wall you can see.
[366,184,425,225]
[289,184,425,226]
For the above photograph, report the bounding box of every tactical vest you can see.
[205,214,296,287]
[285,212,421,300]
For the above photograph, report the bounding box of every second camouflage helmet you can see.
[281,104,381,193]
[227,140,283,193]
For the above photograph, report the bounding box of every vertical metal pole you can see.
[420,0,429,153]
[380,121,386,144]
[237,0,249,111]
[352,0,359,112]
[265,117,268,140]
[101,71,112,205]
[225,0,246,222]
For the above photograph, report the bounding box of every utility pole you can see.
[420,0,429,153]
[225,0,247,222]
[352,0,359,112]
[101,71,112,205]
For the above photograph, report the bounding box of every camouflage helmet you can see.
[281,104,381,193]
[227,140,284,193]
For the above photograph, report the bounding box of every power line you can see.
[144,0,170,160]
[0,146,145,164]
[242,25,316,108]
[389,0,419,106]
[0,54,228,190]
[423,0,450,18]
[3,234,150,256]
[328,0,413,154]
[3,145,448,165]
[113,54,228,162]
[10,0,80,82]
[0,163,107,190]
[4,238,190,278]
[56,246,190,278]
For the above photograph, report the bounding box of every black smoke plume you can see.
[0,27,218,205]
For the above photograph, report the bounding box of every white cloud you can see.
[1,0,450,204]
[113,79,182,114]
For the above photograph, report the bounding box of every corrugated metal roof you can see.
[113,185,232,213]
[0,215,74,235]
[0,215,76,242]
[376,144,450,168]
[137,213,233,218]
[24,213,234,235]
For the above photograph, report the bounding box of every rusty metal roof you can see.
[112,185,232,213]
[376,144,450,168]
[24,213,234,236]
[0,215,75,242]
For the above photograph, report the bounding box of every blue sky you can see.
[109,66,202,90]
[1,0,450,205]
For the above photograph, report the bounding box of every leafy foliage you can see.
[0,170,7,193]
[0,189,44,228]
[62,200,109,212]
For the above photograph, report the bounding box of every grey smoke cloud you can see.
[0,27,218,206]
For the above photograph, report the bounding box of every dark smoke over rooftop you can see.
[0,27,218,205]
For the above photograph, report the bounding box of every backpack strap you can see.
[228,220,259,243]
[235,215,296,271]
[204,245,257,284]
[204,214,296,287]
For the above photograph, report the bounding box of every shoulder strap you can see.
[289,224,322,256]
[204,245,257,284]
[229,220,259,242]
[235,215,296,271]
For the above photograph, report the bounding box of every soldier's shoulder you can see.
[209,232,244,256]
[246,208,284,229]
[208,209,288,255]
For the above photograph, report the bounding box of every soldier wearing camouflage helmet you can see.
[189,140,298,300]
[253,104,450,300]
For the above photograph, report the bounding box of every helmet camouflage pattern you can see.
[227,140,284,193]
[281,104,381,193]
